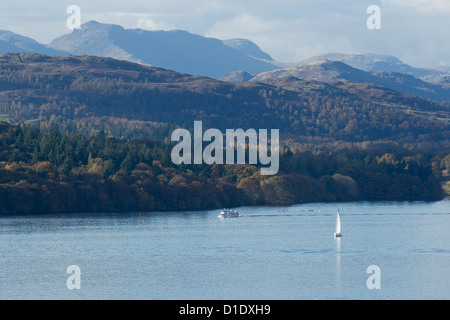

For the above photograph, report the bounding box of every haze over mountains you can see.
[0,30,67,57]
[48,21,279,78]
[1,20,449,83]
[298,53,450,83]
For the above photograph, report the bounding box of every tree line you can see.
[0,122,446,215]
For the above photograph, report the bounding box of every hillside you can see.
[219,70,254,83]
[0,53,449,152]
[252,60,450,103]
[258,76,450,125]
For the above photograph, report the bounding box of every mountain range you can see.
[251,60,450,103]
[0,52,449,152]
[298,53,450,83]
[47,21,279,78]
[1,20,450,83]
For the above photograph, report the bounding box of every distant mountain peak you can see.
[299,52,450,83]
[80,20,123,29]
[305,60,328,66]
[304,60,355,70]
[219,70,253,83]
[222,38,274,61]
[0,30,38,44]
[71,20,127,36]
[0,30,67,57]
[83,20,102,26]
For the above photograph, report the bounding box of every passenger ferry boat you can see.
[218,209,240,218]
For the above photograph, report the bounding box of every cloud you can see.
[206,12,359,63]
[206,2,450,67]
[381,0,450,13]
[207,14,275,36]
[136,18,175,31]
[107,13,176,31]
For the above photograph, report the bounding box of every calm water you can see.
[0,201,449,300]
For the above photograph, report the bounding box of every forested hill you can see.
[0,122,446,215]
[0,53,449,152]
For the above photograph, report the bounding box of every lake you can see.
[0,200,449,300]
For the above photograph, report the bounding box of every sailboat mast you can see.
[336,210,341,233]
[334,209,342,237]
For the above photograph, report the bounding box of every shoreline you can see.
[1,198,448,218]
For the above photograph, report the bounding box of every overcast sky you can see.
[1,0,449,67]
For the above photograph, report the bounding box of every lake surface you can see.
[0,201,449,300]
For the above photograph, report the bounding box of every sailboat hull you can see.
[334,233,342,238]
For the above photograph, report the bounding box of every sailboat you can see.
[334,209,342,238]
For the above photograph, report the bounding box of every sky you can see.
[0,0,449,68]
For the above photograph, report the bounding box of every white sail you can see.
[334,209,342,237]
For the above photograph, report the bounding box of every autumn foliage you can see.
[0,122,446,215]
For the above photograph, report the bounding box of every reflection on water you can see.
[0,200,449,300]
[335,237,342,293]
